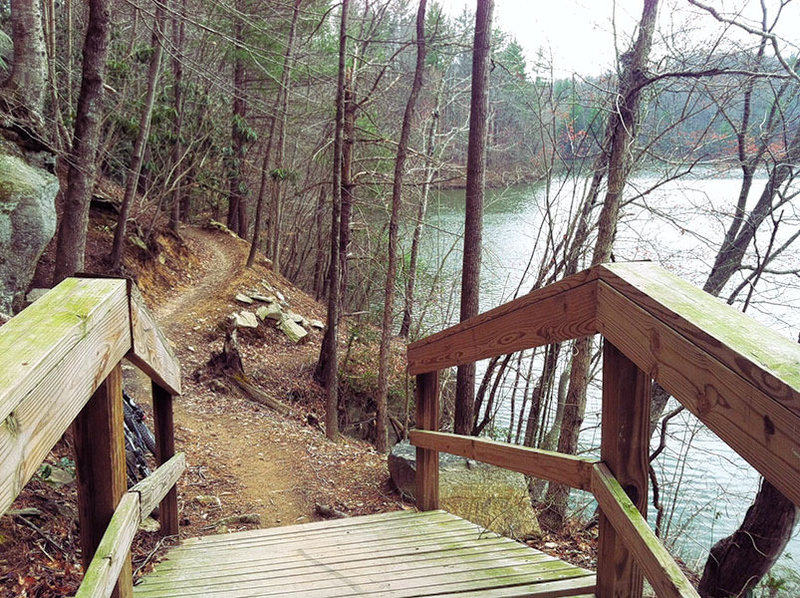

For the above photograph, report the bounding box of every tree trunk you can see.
[317,0,349,440]
[337,70,356,314]
[227,1,249,238]
[247,118,276,268]
[2,0,48,133]
[52,0,111,284]
[110,0,165,271]
[399,87,440,339]
[454,0,493,436]
[312,186,328,299]
[540,0,660,532]
[698,480,798,598]
[375,0,427,452]
[268,0,303,274]
[169,0,187,232]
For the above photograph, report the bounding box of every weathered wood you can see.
[599,262,800,419]
[409,430,596,491]
[152,382,179,536]
[596,280,800,507]
[76,492,140,598]
[407,272,598,375]
[130,452,185,522]
[592,464,698,598]
[127,283,181,395]
[73,364,133,598]
[596,341,649,597]
[0,278,130,516]
[134,511,595,598]
[415,371,439,510]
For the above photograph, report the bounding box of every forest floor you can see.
[1,221,601,597]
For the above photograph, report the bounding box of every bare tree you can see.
[317,0,350,440]
[110,0,165,271]
[541,0,660,531]
[454,0,494,436]
[52,0,112,284]
[376,0,428,452]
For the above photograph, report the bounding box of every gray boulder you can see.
[0,153,58,312]
[278,313,307,343]
[388,440,541,540]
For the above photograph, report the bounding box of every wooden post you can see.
[415,371,439,510]
[152,381,179,535]
[596,340,650,597]
[72,363,133,598]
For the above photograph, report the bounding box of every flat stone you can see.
[233,311,258,328]
[286,311,308,327]
[249,293,274,303]
[256,303,282,321]
[278,314,308,343]
[309,319,325,330]
[235,293,253,304]
[275,290,286,303]
[388,441,541,540]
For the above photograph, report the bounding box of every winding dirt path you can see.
[156,227,239,324]
[131,226,316,531]
[127,225,391,542]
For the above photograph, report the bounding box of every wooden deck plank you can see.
[135,512,594,598]
[140,545,552,588]
[147,534,531,576]
[161,517,490,562]
[136,546,558,595]
[174,509,451,548]
[137,561,591,598]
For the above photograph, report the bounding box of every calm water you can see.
[416,173,800,574]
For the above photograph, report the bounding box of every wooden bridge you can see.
[1,263,798,597]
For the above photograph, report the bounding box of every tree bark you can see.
[375,0,427,452]
[247,117,276,268]
[337,70,356,314]
[110,0,165,270]
[2,0,48,132]
[52,0,111,284]
[317,0,349,440]
[169,0,187,232]
[268,0,303,274]
[227,0,249,238]
[454,0,493,436]
[698,480,798,598]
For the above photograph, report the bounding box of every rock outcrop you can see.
[388,440,541,540]
[0,152,58,312]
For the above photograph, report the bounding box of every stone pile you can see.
[230,281,324,343]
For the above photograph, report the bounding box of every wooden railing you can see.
[0,277,184,598]
[407,262,800,598]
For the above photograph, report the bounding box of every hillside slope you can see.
[1,224,402,597]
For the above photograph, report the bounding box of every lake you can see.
[416,172,800,578]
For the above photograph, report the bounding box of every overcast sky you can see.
[437,0,800,77]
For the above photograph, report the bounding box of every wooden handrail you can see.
[75,454,187,598]
[0,278,130,516]
[0,277,183,598]
[408,261,800,597]
[592,464,699,598]
[407,268,598,375]
[410,430,596,491]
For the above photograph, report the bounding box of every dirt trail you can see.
[156,227,238,323]
[137,227,316,530]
